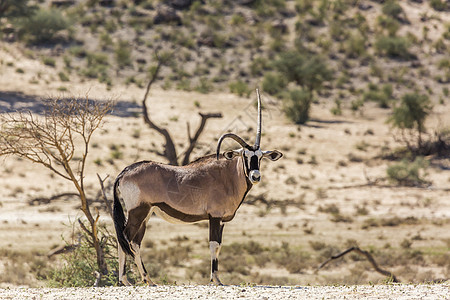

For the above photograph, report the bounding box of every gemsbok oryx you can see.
[113,90,283,285]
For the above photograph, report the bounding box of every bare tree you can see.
[142,52,222,166]
[0,96,113,276]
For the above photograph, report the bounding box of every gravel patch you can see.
[0,284,449,300]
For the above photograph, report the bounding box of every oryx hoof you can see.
[210,277,224,286]
[119,279,132,286]
[144,278,156,286]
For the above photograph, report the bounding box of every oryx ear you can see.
[263,150,283,161]
[223,150,239,160]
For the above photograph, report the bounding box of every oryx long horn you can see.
[255,89,262,149]
[216,133,251,160]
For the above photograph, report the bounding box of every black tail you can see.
[113,177,135,258]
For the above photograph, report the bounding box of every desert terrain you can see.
[0,0,449,297]
[1,41,449,288]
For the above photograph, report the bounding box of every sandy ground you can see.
[0,283,449,300]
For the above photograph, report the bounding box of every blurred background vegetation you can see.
[1,0,449,126]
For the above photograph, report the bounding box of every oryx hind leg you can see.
[118,244,131,286]
[209,217,225,285]
[124,204,154,285]
[131,219,155,286]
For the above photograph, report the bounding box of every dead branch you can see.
[97,173,112,218]
[47,244,79,258]
[318,246,400,283]
[142,51,178,165]
[181,112,222,165]
[244,192,305,209]
[142,51,222,165]
[28,192,79,205]
[78,218,93,239]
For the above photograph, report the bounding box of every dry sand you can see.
[0,283,449,300]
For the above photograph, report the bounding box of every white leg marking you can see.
[209,241,220,259]
[209,241,222,285]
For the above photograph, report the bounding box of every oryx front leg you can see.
[209,217,224,285]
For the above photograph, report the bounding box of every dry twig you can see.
[318,246,400,283]
[97,173,112,218]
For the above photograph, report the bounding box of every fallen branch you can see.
[28,192,79,206]
[244,192,305,209]
[318,246,400,283]
[47,244,79,258]
[47,234,82,258]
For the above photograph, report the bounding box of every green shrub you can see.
[430,0,447,11]
[229,80,251,97]
[363,84,393,108]
[194,77,212,94]
[375,36,414,60]
[58,72,69,82]
[42,57,56,67]
[115,40,132,69]
[377,16,400,37]
[18,8,69,44]
[382,0,404,20]
[1,0,36,20]
[437,58,450,70]
[388,92,432,150]
[388,93,432,134]
[283,89,312,124]
[250,57,269,76]
[387,157,429,186]
[47,224,129,287]
[262,72,287,96]
[87,52,109,66]
[99,32,113,49]
[345,32,366,58]
[274,50,333,92]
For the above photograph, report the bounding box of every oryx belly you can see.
[151,206,203,224]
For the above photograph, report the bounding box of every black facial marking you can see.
[250,155,259,170]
